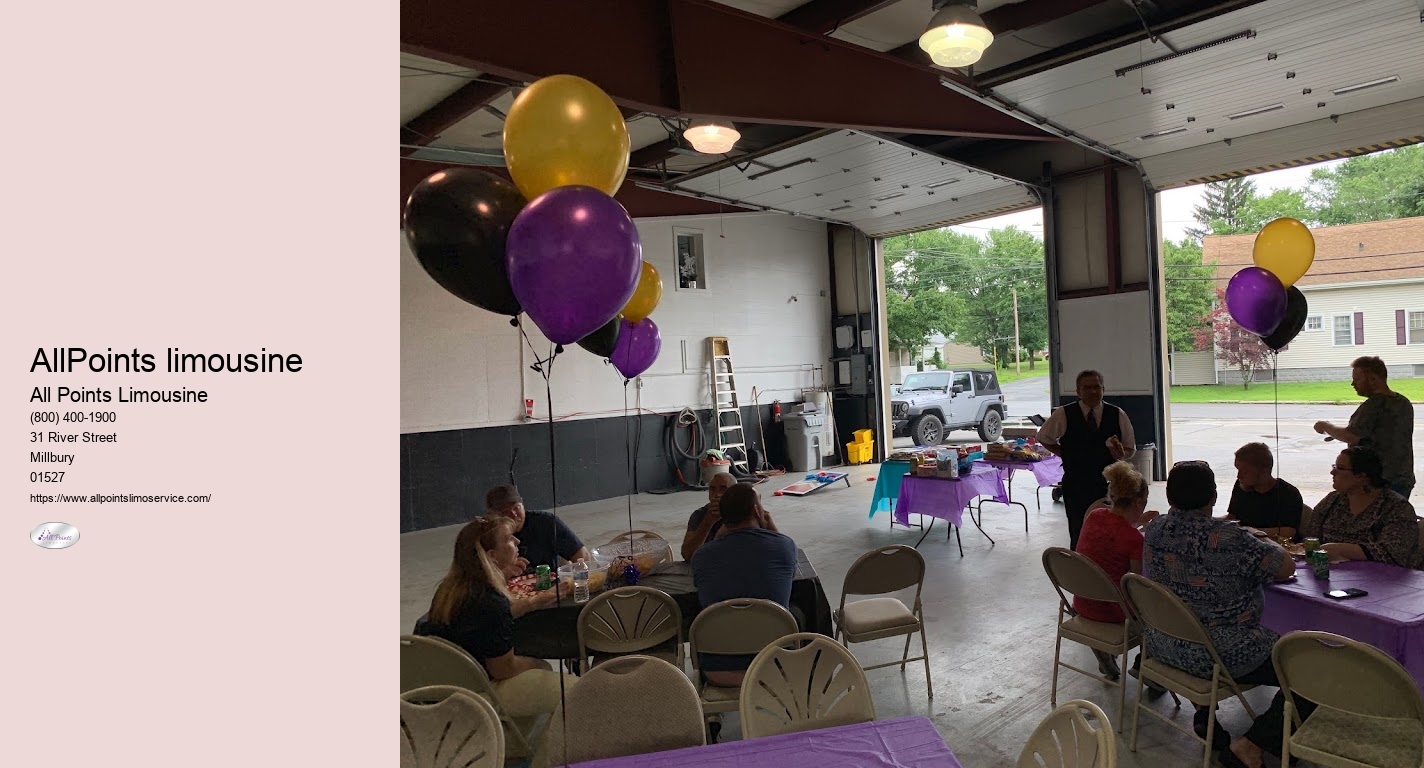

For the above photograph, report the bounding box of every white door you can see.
[948,372,975,425]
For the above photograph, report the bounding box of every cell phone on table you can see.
[1325,588,1368,600]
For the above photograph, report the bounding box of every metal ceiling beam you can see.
[776,0,903,35]
[399,159,754,223]
[400,0,1055,141]
[400,77,515,156]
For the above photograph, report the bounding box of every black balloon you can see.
[1261,286,1308,351]
[576,316,622,358]
[403,168,526,316]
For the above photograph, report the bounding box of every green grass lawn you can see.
[995,365,1051,385]
[1170,379,1424,403]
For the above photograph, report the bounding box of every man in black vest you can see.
[1036,370,1136,549]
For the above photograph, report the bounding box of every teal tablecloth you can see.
[869,460,911,519]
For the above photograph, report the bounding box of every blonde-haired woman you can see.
[415,517,573,717]
[1073,461,1159,681]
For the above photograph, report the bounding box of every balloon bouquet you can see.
[1224,217,1316,351]
[402,74,664,382]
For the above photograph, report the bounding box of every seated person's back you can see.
[690,483,798,683]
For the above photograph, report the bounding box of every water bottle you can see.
[573,559,590,604]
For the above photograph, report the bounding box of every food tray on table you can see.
[590,538,673,579]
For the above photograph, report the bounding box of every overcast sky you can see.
[949,158,1345,243]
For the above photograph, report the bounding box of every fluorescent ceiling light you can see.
[925,179,960,188]
[873,192,906,202]
[1225,103,1285,120]
[1140,126,1188,139]
[827,204,855,212]
[1331,76,1399,96]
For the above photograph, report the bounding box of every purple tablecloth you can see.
[979,455,1064,487]
[567,716,962,768]
[895,465,1008,528]
[1263,561,1424,688]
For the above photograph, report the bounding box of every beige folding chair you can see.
[577,585,683,673]
[739,632,876,739]
[1042,547,1141,732]
[401,685,505,768]
[605,529,667,546]
[534,655,704,768]
[833,545,933,699]
[1017,699,1117,768]
[1273,631,1424,767]
[1301,503,1314,537]
[688,598,799,738]
[1119,575,1258,768]
[399,635,542,759]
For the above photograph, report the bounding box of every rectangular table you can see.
[895,465,1008,555]
[507,548,833,660]
[975,455,1064,531]
[567,716,962,768]
[1263,560,1424,689]
[869,460,912,520]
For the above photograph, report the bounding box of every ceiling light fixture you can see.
[683,119,740,154]
[874,192,906,202]
[1225,103,1285,120]
[918,1,994,68]
[1331,75,1399,96]
[924,179,960,188]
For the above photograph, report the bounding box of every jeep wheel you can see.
[911,414,943,446]
[977,409,1003,441]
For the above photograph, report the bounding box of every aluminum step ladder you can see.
[707,336,749,474]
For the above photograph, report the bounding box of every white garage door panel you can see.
[1056,292,1155,396]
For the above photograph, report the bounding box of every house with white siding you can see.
[1200,216,1424,383]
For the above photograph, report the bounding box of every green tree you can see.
[928,348,944,369]
[882,228,979,356]
[1162,239,1217,352]
[956,226,1047,370]
[1308,145,1424,225]
[1238,188,1316,231]
[1185,177,1259,240]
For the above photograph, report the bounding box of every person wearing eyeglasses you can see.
[1036,369,1135,549]
[1302,446,1418,567]
[1142,460,1303,768]
[1312,356,1415,499]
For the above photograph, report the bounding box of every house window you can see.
[674,230,706,290]
[1333,315,1355,346]
[1305,316,1322,331]
[1410,311,1424,344]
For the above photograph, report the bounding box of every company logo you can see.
[31,522,80,549]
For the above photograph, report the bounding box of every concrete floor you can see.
[401,463,1300,767]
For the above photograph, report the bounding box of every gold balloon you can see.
[1252,218,1315,288]
[621,261,664,323]
[503,75,630,201]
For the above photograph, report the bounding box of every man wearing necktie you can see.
[1036,370,1136,549]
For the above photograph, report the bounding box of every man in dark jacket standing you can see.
[1036,370,1136,549]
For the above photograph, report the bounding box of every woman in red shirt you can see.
[1073,460,1158,680]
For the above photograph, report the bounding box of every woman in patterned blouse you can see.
[1304,446,1418,567]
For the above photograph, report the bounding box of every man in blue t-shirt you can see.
[485,484,589,575]
[690,482,798,686]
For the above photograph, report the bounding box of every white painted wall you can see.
[1279,281,1424,370]
[401,212,833,433]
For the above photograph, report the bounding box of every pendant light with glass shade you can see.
[683,119,740,154]
[918,1,994,68]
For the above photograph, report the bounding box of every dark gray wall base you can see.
[400,405,788,533]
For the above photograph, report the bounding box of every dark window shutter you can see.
[1398,310,1407,345]
[1354,312,1365,345]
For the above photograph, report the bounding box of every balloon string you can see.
[1273,351,1281,532]
[624,380,635,542]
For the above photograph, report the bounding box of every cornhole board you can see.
[776,471,851,496]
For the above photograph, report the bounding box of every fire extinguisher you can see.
[524,399,535,419]
[771,400,782,423]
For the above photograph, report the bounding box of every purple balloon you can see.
[1225,266,1288,337]
[506,186,642,345]
[610,318,661,380]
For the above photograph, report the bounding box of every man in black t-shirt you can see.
[1225,442,1303,537]
[485,484,589,574]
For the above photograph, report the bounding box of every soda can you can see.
[535,564,552,591]
[1304,538,1321,554]
[1308,550,1329,580]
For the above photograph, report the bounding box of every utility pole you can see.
[1012,288,1021,374]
